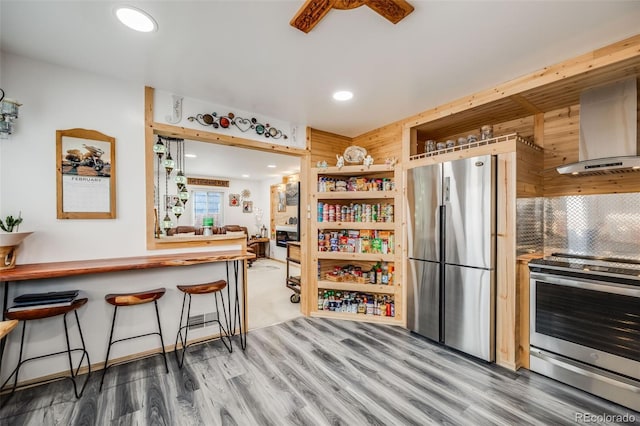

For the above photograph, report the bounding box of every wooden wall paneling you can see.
[309,128,352,165]
[300,153,311,316]
[393,164,404,325]
[516,143,544,198]
[516,255,543,370]
[145,87,157,248]
[352,122,403,165]
[517,259,529,370]
[270,184,279,239]
[496,152,517,370]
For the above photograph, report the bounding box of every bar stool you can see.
[175,280,232,368]
[100,288,168,391]
[1,298,90,404]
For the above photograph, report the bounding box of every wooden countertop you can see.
[0,319,18,339]
[516,252,543,262]
[0,250,255,282]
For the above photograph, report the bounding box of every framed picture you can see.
[242,201,253,213]
[277,191,286,212]
[229,193,240,207]
[56,128,116,219]
[286,182,298,206]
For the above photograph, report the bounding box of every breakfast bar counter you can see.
[0,250,255,282]
[0,250,256,385]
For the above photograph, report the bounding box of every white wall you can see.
[0,52,297,382]
[172,177,269,234]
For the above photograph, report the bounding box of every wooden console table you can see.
[0,250,256,371]
[249,237,270,258]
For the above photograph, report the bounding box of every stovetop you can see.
[529,253,640,281]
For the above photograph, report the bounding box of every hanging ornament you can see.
[162,213,173,232]
[179,185,189,205]
[153,136,166,158]
[172,199,184,220]
[164,151,175,174]
[175,170,187,190]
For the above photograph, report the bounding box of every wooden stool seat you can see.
[0,320,19,340]
[105,288,166,306]
[177,280,227,295]
[5,298,88,321]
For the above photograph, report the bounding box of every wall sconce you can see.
[0,89,21,139]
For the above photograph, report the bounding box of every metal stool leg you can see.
[153,300,169,373]
[214,291,232,353]
[62,312,91,398]
[100,305,118,391]
[174,292,192,369]
[0,320,26,406]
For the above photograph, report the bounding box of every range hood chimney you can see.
[556,77,639,175]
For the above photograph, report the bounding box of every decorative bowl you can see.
[0,231,33,247]
[343,146,367,163]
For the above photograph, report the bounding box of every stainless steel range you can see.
[529,253,640,412]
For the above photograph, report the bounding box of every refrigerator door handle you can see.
[444,176,450,202]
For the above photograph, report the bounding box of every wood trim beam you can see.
[151,122,309,157]
[509,94,542,114]
[402,34,640,129]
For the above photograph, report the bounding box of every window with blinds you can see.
[193,190,224,227]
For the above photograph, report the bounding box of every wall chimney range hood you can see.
[557,77,639,175]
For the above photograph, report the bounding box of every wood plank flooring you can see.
[1,317,638,425]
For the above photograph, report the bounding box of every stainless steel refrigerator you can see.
[407,154,496,361]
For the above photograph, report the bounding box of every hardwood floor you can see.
[1,317,638,425]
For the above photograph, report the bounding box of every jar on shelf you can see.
[425,140,436,153]
[480,125,493,140]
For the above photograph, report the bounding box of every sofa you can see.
[166,225,256,266]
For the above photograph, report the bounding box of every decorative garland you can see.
[187,112,288,140]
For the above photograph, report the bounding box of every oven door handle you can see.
[530,348,640,393]
[530,272,640,297]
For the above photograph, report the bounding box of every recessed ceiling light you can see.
[241,174,250,178]
[333,90,353,101]
[115,6,158,33]
[267,164,277,168]
[185,153,197,158]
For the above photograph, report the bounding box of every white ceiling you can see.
[183,140,300,180]
[2,1,640,140]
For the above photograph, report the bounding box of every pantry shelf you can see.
[310,310,401,325]
[314,191,396,200]
[311,164,404,326]
[317,280,398,294]
[316,222,395,230]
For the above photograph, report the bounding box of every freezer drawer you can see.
[407,259,440,341]
[444,264,495,361]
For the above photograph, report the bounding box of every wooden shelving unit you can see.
[311,164,403,325]
[310,310,400,325]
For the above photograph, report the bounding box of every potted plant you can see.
[0,212,32,269]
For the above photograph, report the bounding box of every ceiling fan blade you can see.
[332,0,366,10]
[365,0,414,24]
[290,0,336,33]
